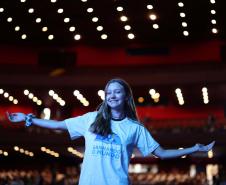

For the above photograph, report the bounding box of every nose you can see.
[109,93,116,99]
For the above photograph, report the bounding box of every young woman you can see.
[7,78,215,185]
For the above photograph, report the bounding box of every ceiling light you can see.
[180,12,186,17]
[124,25,131,30]
[153,24,159,29]
[57,8,63,14]
[96,26,103,31]
[42,27,48,32]
[7,17,13,22]
[9,96,14,101]
[92,17,98,22]
[21,34,27,39]
[178,2,184,7]
[28,93,34,99]
[210,0,215,4]
[212,28,218,34]
[81,0,87,2]
[13,99,18,104]
[36,18,41,23]
[69,26,75,32]
[211,10,216,14]
[120,16,128,22]
[74,34,81,40]
[149,14,157,20]
[116,6,123,12]
[28,8,34,13]
[4,92,9,98]
[147,5,153,10]
[64,18,70,23]
[49,90,54,96]
[211,19,216,24]
[37,100,42,105]
[20,0,26,2]
[87,8,93,13]
[0,8,4,12]
[24,89,29,95]
[51,0,57,2]
[15,26,20,31]
[183,31,189,36]
[101,34,107,39]
[128,33,135,39]
[182,22,187,27]
[48,35,54,40]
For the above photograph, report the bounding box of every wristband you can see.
[25,113,36,127]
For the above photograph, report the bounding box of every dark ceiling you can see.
[0,0,225,46]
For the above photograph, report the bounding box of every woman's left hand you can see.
[194,141,215,152]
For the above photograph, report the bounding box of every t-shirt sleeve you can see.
[64,111,97,140]
[135,125,160,157]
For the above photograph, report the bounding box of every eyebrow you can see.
[107,89,122,91]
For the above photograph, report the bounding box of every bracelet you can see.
[25,113,36,127]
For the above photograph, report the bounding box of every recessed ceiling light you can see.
[74,34,81,40]
[212,28,218,34]
[147,5,153,10]
[116,6,123,12]
[101,34,107,39]
[48,35,54,40]
[15,26,20,31]
[183,30,189,36]
[87,8,93,13]
[153,24,159,29]
[128,33,135,39]
[182,22,187,27]
[92,17,98,22]
[57,8,63,14]
[7,17,13,22]
[120,16,128,22]
[178,2,184,7]
[124,25,131,30]
[36,18,41,23]
[69,26,75,32]
[42,27,48,32]
[28,8,34,13]
[64,18,70,23]
[211,10,216,14]
[211,19,216,24]
[180,12,186,17]
[149,14,157,20]
[96,26,103,31]
[21,34,27,39]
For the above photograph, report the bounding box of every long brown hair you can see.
[89,78,139,136]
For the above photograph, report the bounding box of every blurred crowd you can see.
[1,167,226,185]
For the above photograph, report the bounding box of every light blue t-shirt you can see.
[64,111,159,185]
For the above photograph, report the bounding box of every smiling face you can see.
[105,82,127,110]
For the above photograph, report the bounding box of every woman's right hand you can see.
[6,112,26,122]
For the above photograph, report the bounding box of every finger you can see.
[206,143,214,151]
[207,141,215,148]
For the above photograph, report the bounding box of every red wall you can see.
[0,40,222,66]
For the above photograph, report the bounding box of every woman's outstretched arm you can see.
[153,141,215,159]
[6,112,67,130]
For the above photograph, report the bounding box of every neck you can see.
[111,109,125,119]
